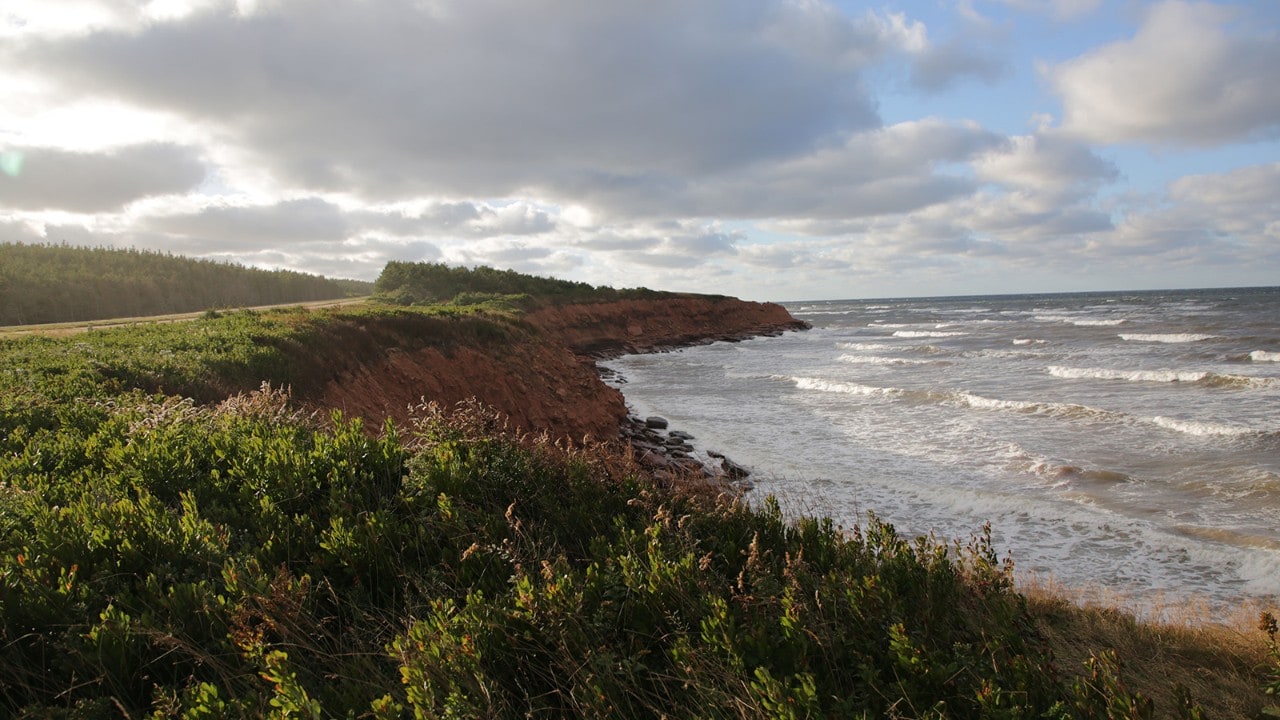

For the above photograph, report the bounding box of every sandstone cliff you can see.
[525,296,805,357]
[304,296,804,442]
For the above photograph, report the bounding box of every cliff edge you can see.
[307,296,805,442]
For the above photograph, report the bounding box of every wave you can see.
[838,341,945,355]
[787,377,899,398]
[1251,350,1280,363]
[792,309,858,316]
[1012,338,1047,346]
[1148,416,1272,438]
[1046,365,1276,388]
[1030,462,1132,484]
[836,342,897,352]
[783,375,1123,423]
[784,375,1277,440]
[1119,333,1219,343]
[837,354,932,366]
[1034,315,1127,326]
[892,330,967,338]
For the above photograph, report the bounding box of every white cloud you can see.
[1105,161,1280,262]
[1049,1,1280,146]
[974,130,1118,205]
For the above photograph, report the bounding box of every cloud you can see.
[567,118,1006,221]
[0,218,44,244]
[142,197,350,249]
[16,0,900,203]
[974,130,1118,205]
[909,40,1007,93]
[1105,161,1280,262]
[0,143,205,211]
[1049,1,1280,146]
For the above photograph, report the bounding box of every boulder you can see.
[720,458,751,480]
[645,416,669,430]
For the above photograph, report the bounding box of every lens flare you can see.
[0,151,23,177]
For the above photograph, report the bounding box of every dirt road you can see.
[0,297,371,338]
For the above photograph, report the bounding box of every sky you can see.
[1,0,1277,301]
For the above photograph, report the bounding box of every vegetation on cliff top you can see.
[0,242,372,326]
[372,260,707,309]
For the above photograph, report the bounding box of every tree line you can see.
[0,242,372,325]
[373,260,672,307]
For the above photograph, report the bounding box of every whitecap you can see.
[1149,416,1264,438]
[837,354,931,366]
[1070,318,1127,327]
[1048,365,1278,390]
[1250,350,1280,363]
[836,342,897,352]
[1047,366,1209,383]
[1118,333,1219,343]
[892,330,967,338]
[786,376,897,398]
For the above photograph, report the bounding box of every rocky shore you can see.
[618,412,756,491]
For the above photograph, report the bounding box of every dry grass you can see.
[1021,574,1277,719]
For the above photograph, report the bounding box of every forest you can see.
[373,259,672,308]
[0,242,372,325]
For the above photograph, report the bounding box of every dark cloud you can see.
[143,198,350,248]
[909,40,1007,93]
[0,143,204,211]
[357,202,554,237]
[21,0,887,202]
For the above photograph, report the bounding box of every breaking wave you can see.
[1047,365,1277,388]
[1035,315,1127,326]
[1119,333,1219,343]
[1251,350,1280,363]
[837,354,932,366]
[1148,416,1273,438]
[892,330,967,338]
[783,375,1277,439]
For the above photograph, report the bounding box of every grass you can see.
[1021,577,1274,719]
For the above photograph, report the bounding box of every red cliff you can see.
[305,296,805,442]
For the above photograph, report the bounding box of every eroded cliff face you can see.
[303,297,804,442]
[526,296,806,357]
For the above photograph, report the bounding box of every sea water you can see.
[602,287,1280,614]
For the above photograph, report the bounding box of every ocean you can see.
[602,286,1280,616]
